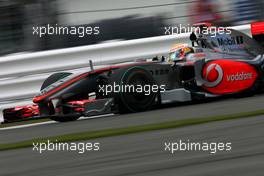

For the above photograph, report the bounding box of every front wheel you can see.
[39,72,81,122]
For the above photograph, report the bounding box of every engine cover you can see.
[202,60,258,94]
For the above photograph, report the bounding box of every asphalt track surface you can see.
[1,115,264,176]
[1,94,264,144]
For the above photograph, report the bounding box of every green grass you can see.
[1,109,264,151]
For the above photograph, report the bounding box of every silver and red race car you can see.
[3,22,264,123]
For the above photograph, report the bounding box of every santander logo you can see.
[202,60,258,94]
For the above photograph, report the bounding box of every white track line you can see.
[0,113,114,131]
[0,121,56,130]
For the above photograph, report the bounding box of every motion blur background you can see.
[1,0,263,56]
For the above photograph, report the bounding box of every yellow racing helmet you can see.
[168,44,194,62]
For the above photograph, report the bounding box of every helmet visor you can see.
[169,49,181,61]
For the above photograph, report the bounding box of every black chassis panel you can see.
[44,62,192,103]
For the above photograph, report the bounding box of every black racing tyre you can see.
[41,72,72,90]
[39,72,72,116]
[117,67,158,113]
[39,72,81,122]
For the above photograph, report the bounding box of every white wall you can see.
[57,0,190,25]
[57,0,232,26]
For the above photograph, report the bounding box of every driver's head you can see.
[168,44,194,62]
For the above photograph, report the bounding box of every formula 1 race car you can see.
[3,22,264,122]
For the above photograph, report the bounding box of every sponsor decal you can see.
[226,72,252,82]
[187,53,206,62]
[217,37,236,46]
[202,60,258,94]
[217,36,243,46]
[149,69,170,76]
[203,63,223,88]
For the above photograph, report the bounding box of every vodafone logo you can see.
[203,63,223,87]
[226,72,253,81]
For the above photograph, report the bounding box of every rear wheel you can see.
[115,67,158,113]
[39,72,81,122]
